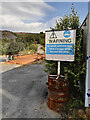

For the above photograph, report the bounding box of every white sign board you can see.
[45,30,76,61]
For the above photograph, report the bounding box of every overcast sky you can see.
[1,1,88,33]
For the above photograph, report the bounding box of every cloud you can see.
[46,16,61,28]
[1,2,57,33]
[2,2,54,18]
[2,0,45,2]
[1,13,60,33]
[1,15,42,32]
[43,0,89,1]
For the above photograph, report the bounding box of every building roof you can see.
[80,11,90,28]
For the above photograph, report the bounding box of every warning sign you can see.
[45,30,76,61]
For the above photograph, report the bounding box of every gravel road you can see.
[2,63,62,118]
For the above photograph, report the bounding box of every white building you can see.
[81,11,90,107]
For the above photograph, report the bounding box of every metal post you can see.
[56,61,60,79]
[58,61,60,75]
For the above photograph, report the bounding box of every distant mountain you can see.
[16,32,41,36]
[0,30,17,40]
[16,32,28,35]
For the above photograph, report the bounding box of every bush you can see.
[2,38,25,56]
[29,44,38,52]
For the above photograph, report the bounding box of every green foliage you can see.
[45,61,57,74]
[2,38,25,55]
[45,4,86,109]
[1,31,45,56]
[17,33,45,48]
[29,44,38,52]
[0,39,2,55]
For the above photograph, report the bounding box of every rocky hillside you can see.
[0,30,17,40]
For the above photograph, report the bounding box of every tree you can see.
[45,4,86,109]
[2,38,25,56]
[5,41,19,55]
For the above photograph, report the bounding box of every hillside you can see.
[1,30,45,55]
[16,31,45,45]
[0,31,45,44]
[0,30,17,40]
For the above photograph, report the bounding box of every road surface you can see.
[2,63,63,118]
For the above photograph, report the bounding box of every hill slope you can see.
[0,30,17,40]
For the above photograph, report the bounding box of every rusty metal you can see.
[47,74,69,112]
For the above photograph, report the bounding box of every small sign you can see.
[45,30,76,61]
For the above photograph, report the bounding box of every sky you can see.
[0,1,88,33]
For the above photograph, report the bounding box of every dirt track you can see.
[6,54,45,65]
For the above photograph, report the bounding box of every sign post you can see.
[46,30,76,112]
[58,61,60,75]
[45,30,76,76]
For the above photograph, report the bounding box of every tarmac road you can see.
[2,63,63,118]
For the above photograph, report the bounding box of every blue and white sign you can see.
[45,30,76,61]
